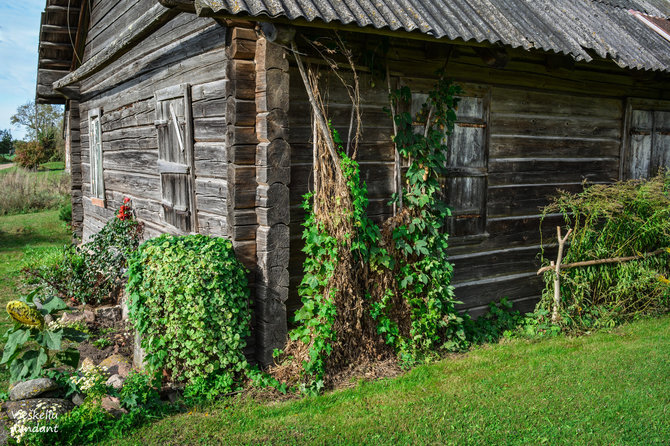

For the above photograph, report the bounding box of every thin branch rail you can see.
[537,248,668,275]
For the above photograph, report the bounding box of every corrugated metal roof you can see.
[593,0,670,18]
[194,0,670,72]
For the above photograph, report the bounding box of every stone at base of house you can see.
[60,310,95,324]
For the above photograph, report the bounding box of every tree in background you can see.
[0,129,12,155]
[10,101,63,141]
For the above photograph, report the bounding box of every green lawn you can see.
[105,315,670,446]
[0,161,65,178]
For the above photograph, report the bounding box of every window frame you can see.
[88,107,105,205]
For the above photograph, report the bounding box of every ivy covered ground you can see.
[105,315,670,445]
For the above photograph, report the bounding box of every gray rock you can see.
[2,398,73,421]
[94,305,122,322]
[9,378,59,401]
[106,374,125,390]
[100,396,127,418]
[60,310,95,324]
[71,393,85,406]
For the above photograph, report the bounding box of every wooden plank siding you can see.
[69,9,670,361]
[286,32,664,318]
[77,6,230,242]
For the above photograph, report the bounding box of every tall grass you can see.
[539,173,670,331]
[0,167,70,215]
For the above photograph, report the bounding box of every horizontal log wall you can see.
[77,9,230,242]
[287,31,670,318]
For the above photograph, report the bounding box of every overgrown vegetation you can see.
[268,37,468,395]
[1,290,87,383]
[126,234,252,399]
[22,199,143,305]
[539,174,670,332]
[0,167,69,216]
[370,78,466,360]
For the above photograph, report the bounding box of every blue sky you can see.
[0,1,46,140]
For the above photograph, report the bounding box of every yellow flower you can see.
[6,301,44,329]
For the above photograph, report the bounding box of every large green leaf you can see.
[38,329,63,351]
[62,327,88,343]
[40,295,68,314]
[19,288,41,305]
[10,349,48,382]
[0,329,29,365]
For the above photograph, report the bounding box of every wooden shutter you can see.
[651,111,670,174]
[411,87,489,240]
[155,84,197,233]
[628,108,670,179]
[629,110,653,179]
[88,108,105,200]
[444,95,489,239]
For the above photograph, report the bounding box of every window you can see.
[88,108,105,202]
[154,84,197,232]
[411,85,490,241]
[626,105,670,179]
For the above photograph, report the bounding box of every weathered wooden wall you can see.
[286,31,670,318]
[77,5,229,242]
[70,6,670,364]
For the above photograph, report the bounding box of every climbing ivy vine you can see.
[373,77,468,360]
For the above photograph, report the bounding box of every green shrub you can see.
[14,140,49,170]
[58,198,72,226]
[539,173,670,331]
[22,200,143,305]
[126,234,251,394]
[464,298,524,345]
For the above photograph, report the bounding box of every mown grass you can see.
[105,315,670,446]
[0,210,71,389]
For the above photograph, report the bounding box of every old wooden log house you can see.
[36,0,670,364]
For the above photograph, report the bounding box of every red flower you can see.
[116,201,132,221]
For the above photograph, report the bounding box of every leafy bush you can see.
[0,168,69,215]
[126,234,251,394]
[14,140,49,170]
[58,198,72,226]
[539,173,670,331]
[464,298,524,345]
[1,289,87,383]
[22,199,143,305]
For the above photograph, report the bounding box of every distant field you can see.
[0,161,69,216]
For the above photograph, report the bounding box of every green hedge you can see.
[126,235,251,387]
